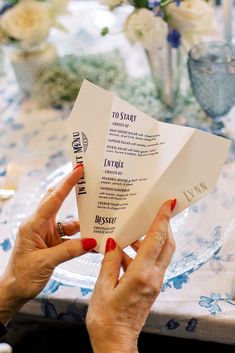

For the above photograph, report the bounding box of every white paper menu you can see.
[68,80,231,253]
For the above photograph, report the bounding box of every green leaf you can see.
[4,0,18,5]
[101,27,109,36]
[132,0,149,9]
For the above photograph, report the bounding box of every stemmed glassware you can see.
[188,41,235,136]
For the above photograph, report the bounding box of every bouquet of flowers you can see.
[100,0,220,52]
[32,51,127,106]
[0,0,69,49]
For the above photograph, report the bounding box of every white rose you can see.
[125,9,168,50]
[1,1,52,46]
[167,0,221,51]
[99,0,124,8]
[0,27,7,44]
[50,0,69,16]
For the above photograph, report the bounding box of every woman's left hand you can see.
[0,165,97,324]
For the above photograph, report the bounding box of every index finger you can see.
[36,164,84,219]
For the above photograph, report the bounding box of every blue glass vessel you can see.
[188,41,235,134]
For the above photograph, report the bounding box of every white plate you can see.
[9,161,235,288]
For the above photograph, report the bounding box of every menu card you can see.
[68,80,231,253]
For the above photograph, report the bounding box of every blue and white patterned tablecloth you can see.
[1,1,235,346]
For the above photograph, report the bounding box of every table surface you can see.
[1,1,235,346]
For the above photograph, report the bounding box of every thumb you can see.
[96,238,122,291]
[46,238,97,267]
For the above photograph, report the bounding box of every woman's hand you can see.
[87,200,176,353]
[0,164,97,324]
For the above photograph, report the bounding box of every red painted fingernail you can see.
[82,238,97,251]
[73,163,83,170]
[171,199,177,212]
[105,238,116,253]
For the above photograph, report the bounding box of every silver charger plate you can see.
[9,161,235,288]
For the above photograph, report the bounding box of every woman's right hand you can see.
[86,199,176,353]
[0,164,97,326]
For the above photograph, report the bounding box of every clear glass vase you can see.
[6,41,57,96]
[145,43,189,122]
[145,43,215,130]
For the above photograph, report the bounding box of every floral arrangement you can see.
[32,51,127,106]
[0,0,69,49]
[100,0,220,52]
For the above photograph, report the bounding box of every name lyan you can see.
[183,181,208,202]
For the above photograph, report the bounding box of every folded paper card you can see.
[68,80,231,253]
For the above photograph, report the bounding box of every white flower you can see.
[0,27,7,44]
[167,0,221,51]
[1,1,52,47]
[99,0,123,8]
[50,0,69,16]
[125,9,168,50]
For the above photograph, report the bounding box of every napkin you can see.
[68,80,231,253]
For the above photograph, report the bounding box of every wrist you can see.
[91,340,138,353]
[88,327,138,353]
[0,274,25,325]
